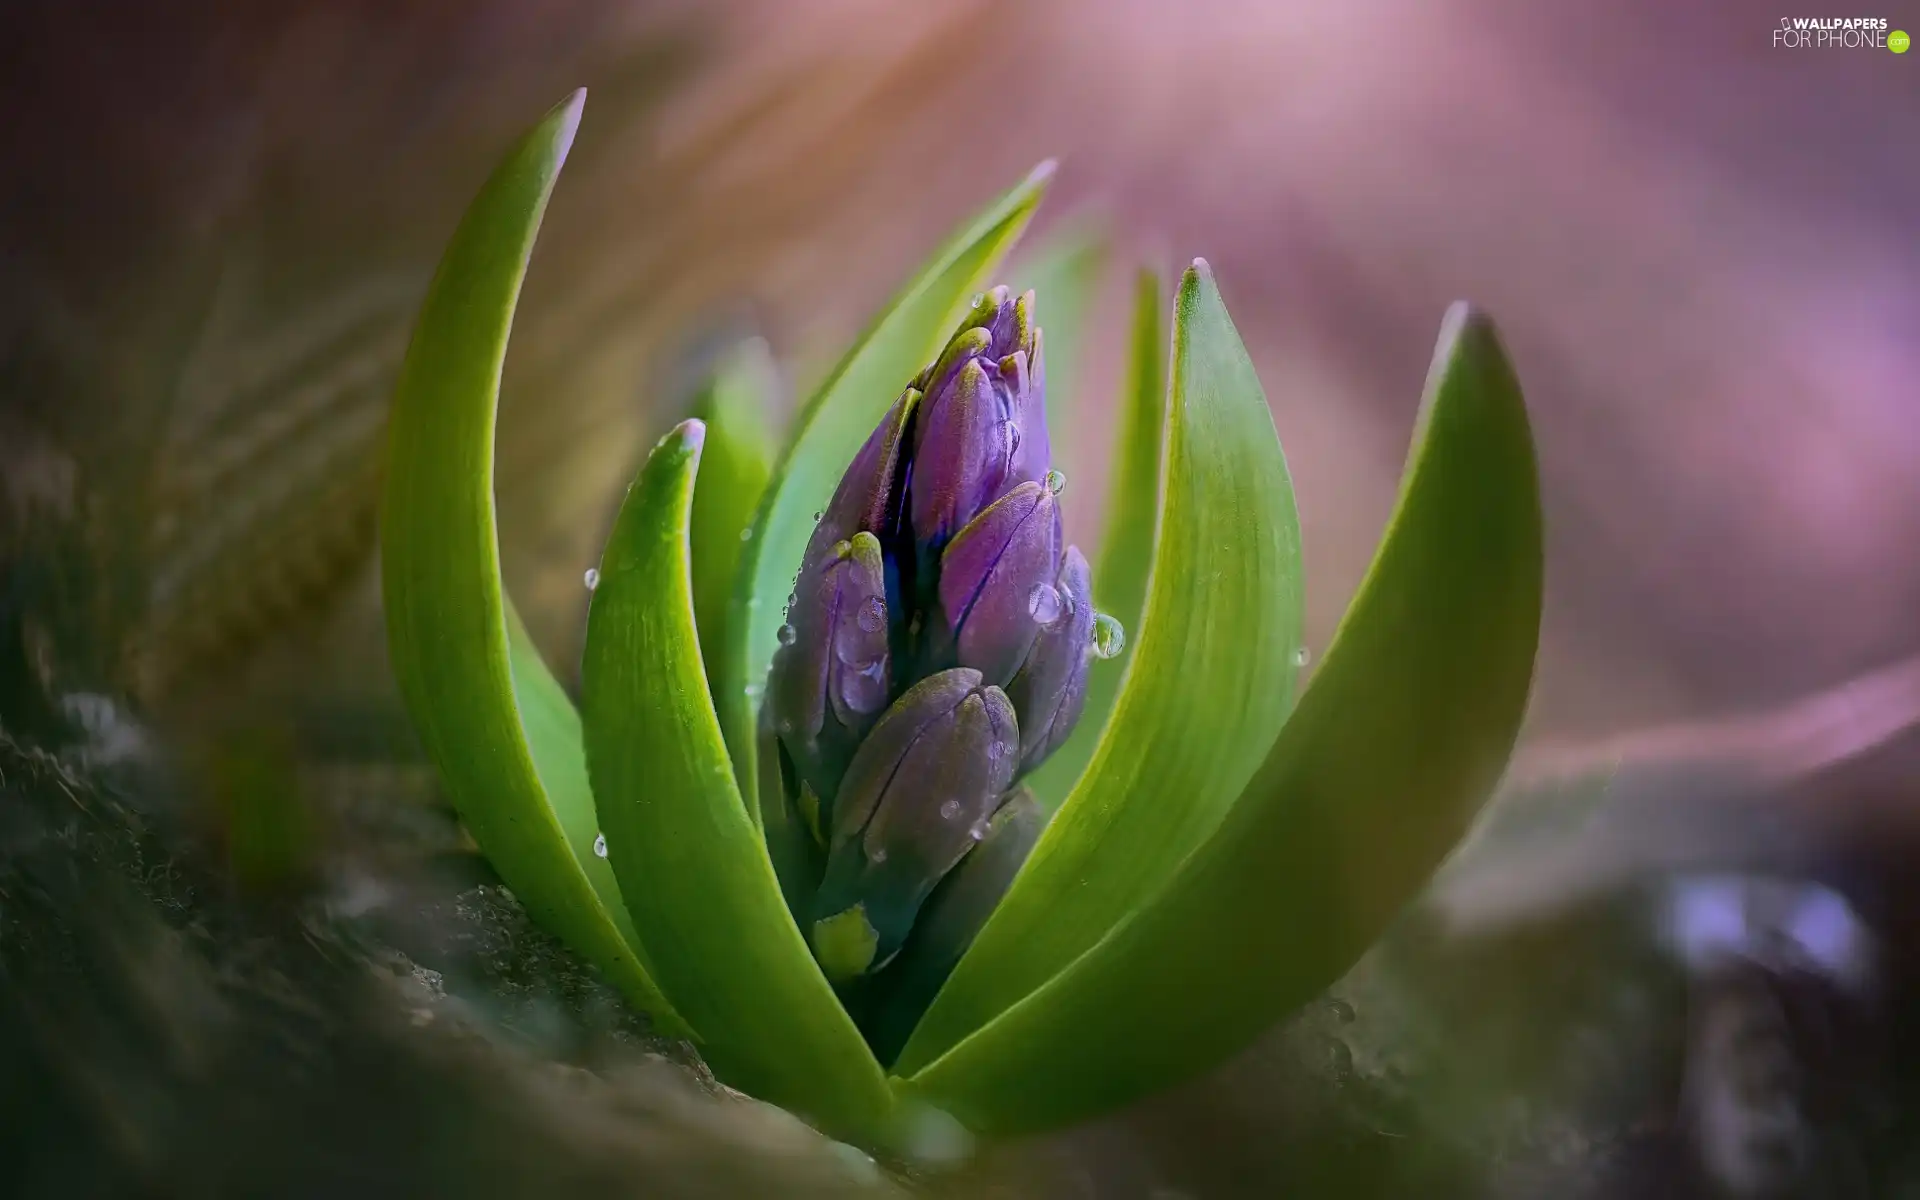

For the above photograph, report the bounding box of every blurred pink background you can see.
[7,0,1914,746]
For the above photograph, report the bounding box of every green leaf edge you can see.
[894,259,1304,1076]
[902,275,1544,1137]
[687,339,780,809]
[1021,267,1168,810]
[581,420,894,1141]
[377,90,687,1034]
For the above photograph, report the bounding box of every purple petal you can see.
[812,671,1018,965]
[1006,544,1096,774]
[910,359,1015,547]
[937,481,1061,688]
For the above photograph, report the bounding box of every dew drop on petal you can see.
[1028,583,1063,624]
[813,511,823,521]
[1091,613,1125,660]
[1044,469,1066,495]
[1003,420,1021,456]
[777,624,797,646]
[592,833,608,858]
[856,595,886,634]
[968,820,989,843]
[583,568,600,591]
[1293,646,1312,668]
[939,799,961,821]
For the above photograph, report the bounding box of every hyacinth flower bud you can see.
[769,531,892,806]
[763,283,1125,988]
[908,288,1049,550]
[1004,543,1097,775]
[809,669,1018,981]
[936,478,1062,689]
[862,786,1045,1065]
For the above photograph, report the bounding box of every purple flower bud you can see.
[805,387,917,562]
[1005,544,1096,775]
[907,289,1049,548]
[809,668,1018,977]
[768,531,892,803]
[936,479,1062,688]
[759,282,1124,995]
[863,786,1044,1063]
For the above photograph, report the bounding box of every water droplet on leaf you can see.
[939,800,961,821]
[1293,646,1312,668]
[739,527,753,542]
[968,820,989,843]
[1324,1036,1354,1083]
[583,568,599,590]
[1091,613,1125,659]
[592,833,608,858]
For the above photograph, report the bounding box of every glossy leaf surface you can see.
[906,293,1544,1135]
[378,90,683,1032]
[897,262,1304,1074]
[581,421,894,1139]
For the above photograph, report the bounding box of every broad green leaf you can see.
[378,90,684,1033]
[686,338,779,805]
[1012,225,1106,464]
[713,163,1054,820]
[905,296,1544,1136]
[896,261,1304,1076]
[1021,269,1167,811]
[580,421,893,1139]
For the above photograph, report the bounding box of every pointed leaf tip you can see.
[548,88,587,159]
[672,417,707,452]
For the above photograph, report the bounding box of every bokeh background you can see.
[3,1,1918,1196]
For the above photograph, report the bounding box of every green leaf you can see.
[896,261,1304,1076]
[686,338,779,804]
[904,290,1544,1136]
[713,163,1055,824]
[1012,225,1106,464]
[580,420,894,1140]
[1021,268,1167,812]
[378,90,685,1034]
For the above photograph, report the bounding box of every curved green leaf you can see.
[896,261,1304,1076]
[1022,268,1167,811]
[580,421,893,1139]
[905,292,1544,1136]
[687,338,779,804]
[713,163,1055,819]
[378,90,684,1033]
